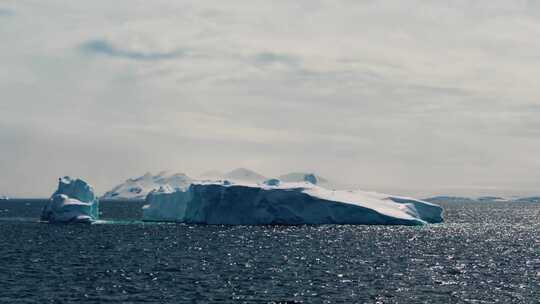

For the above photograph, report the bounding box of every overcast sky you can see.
[1,1,540,197]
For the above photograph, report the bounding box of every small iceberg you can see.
[41,177,99,223]
[142,176,443,226]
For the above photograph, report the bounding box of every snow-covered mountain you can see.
[198,170,224,180]
[101,172,193,200]
[198,168,268,183]
[276,172,350,190]
[223,168,267,183]
[477,196,508,202]
[103,169,342,200]
[514,196,540,203]
[423,196,478,204]
[278,172,330,184]
[423,196,531,203]
[103,169,267,200]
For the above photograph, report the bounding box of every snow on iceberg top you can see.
[54,176,97,203]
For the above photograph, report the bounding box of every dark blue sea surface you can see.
[0,199,538,303]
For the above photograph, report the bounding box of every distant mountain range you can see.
[223,168,268,183]
[423,196,540,204]
[198,170,225,180]
[101,171,193,200]
[422,196,478,204]
[277,172,328,184]
[101,168,334,200]
[512,196,540,203]
[198,168,268,182]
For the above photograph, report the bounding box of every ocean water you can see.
[0,199,538,303]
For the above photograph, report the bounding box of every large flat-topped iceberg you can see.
[143,179,443,225]
[41,177,99,223]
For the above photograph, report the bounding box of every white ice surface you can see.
[41,177,99,223]
[143,180,443,225]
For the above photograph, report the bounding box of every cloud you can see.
[3,1,540,197]
[252,52,300,66]
[79,39,187,61]
[0,8,14,17]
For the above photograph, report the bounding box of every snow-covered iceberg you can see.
[41,177,99,223]
[143,178,443,225]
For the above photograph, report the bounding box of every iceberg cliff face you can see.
[41,177,99,223]
[143,180,443,226]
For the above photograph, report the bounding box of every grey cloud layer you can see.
[1,0,540,197]
[252,52,300,66]
[80,39,187,61]
[0,8,13,17]
[79,38,301,71]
